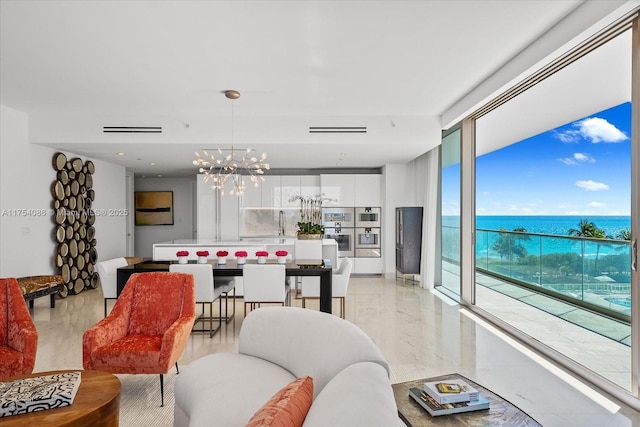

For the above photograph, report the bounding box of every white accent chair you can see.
[96,257,129,317]
[302,257,353,318]
[294,239,323,294]
[170,264,224,337]
[242,264,289,316]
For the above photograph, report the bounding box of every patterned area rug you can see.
[117,373,177,427]
[117,368,409,427]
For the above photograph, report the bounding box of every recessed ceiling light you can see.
[117,152,125,156]
[149,162,155,166]
[157,174,163,177]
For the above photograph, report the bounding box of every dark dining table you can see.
[116,259,334,313]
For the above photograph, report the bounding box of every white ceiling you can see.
[0,0,623,176]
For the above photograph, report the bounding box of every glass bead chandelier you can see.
[193,90,269,196]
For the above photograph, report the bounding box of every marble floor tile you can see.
[25,275,640,426]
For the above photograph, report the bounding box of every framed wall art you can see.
[134,191,174,225]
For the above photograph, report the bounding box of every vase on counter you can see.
[216,251,229,265]
[196,250,209,264]
[237,256,246,265]
[256,251,268,264]
[176,251,189,264]
[275,250,288,264]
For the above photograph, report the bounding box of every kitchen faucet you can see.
[278,210,285,236]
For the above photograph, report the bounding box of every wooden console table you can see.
[2,369,121,427]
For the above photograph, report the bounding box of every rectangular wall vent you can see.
[309,126,366,134]
[103,126,162,133]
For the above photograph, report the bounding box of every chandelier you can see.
[193,90,269,196]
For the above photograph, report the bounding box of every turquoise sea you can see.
[445,215,631,238]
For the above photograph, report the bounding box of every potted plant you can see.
[275,250,288,264]
[216,250,229,265]
[235,250,248,265]
[255,251,269,264]
[176,250,189,264]
[289,194,335,240]
[196,250,209,264]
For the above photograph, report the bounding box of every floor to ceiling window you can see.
[470,24,636,396]
[439,127,461,296]
[436,13,639,406]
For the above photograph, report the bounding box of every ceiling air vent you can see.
[103,126,162,134]
[309,126,366,134]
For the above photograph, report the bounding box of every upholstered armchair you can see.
[0,278,38,380]
[83,272,196,406]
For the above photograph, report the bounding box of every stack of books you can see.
[408,377,490,417]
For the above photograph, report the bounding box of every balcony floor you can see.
[471,271,632,390]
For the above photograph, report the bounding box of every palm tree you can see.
[616,228,631,241]
[568,219,606,273]
[568,219,603,238]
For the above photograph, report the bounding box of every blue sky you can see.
[443,102,631,216]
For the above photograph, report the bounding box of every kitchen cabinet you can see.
[396,207,422,275]
[320,174,355,206]
[261,176,282,207]
[321,174,381,207]
[241,180,262,207]
[241,175,320,208]
[355,174,381,206]
[300,175,320,198]
[281,176,302,207]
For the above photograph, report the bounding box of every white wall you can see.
[0,105,126,277]
[134,177,196,258]
[381,164,415,278]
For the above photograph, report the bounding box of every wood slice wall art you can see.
[52,152,98,297]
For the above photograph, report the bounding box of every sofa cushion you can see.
[246,376,313,427]
[174,353,297,427]
[303,362,398,427]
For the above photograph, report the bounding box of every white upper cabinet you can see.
[261,176,282,207]
[281,176,301,207]
[300,175,320,198]
[355,174,382,206]
[320,174,356,206]
[241,178,262,207]
[241,175,321,208]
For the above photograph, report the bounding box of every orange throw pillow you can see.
[246,376,314,427]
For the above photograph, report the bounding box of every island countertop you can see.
[152,238,338,268]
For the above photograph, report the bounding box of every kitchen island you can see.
[153,238,338,269]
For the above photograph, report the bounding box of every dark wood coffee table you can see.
[2,369,121,427]
[392,373,541,426]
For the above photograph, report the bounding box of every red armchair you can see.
[83,272,196,406]
[0,278,38,380]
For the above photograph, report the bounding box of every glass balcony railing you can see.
[476,228,632,320]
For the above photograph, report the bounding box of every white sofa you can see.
[174,307,398,426]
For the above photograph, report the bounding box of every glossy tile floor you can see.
[29,275,640,426]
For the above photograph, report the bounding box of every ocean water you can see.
[444,215,631,238]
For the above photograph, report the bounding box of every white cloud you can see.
[553,131,579,143]
[576,180,609,191]
[575,117,628,143]
[588,201,606,208]
[554,117,627,144]
[558,152,595,165]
